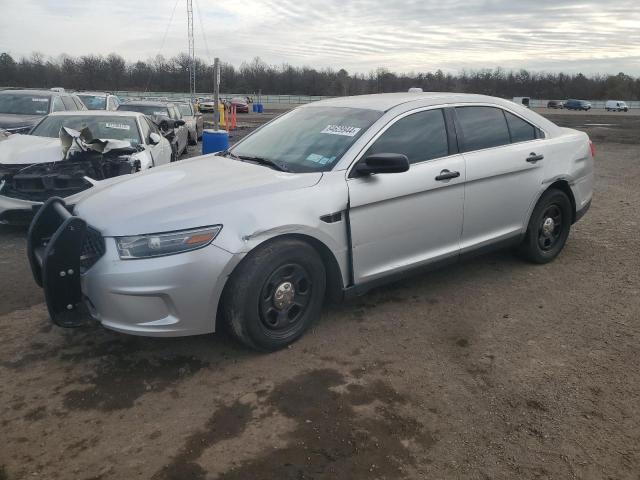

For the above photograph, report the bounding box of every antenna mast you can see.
[187,0,196,102]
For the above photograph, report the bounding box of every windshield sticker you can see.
[321,125,361,137]
[32,98,48,102]
[35,110,47,114]
[305,154,335,165]
[154,111,167,115]
[104,122,131,130]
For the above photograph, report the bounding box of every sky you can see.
[1,0,639,75]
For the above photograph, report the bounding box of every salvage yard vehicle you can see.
[605,100,629,112]
[176,102,203,145]
[0,88,86,134]
[117,100,188,159]
[547,100,564,109]
[76,91,121,111]
[27,92,594,351]
[0,111,171,225]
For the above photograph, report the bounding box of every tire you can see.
[222,239,326,351]
[170,143,178,162]
[518,189,572,264]
[188,133,197,146]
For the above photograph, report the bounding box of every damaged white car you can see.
[0,111,172,225]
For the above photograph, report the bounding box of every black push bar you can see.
[27,197,88,327]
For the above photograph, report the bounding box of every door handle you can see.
[435,169,460,181]
[526,152,544,163]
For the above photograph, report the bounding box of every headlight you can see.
[115,225,222,259]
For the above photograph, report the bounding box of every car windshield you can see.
[0,93,51,115]
[230,106,382,172]
[118,104,169,117]
[78,95,107,110]
[178,104,193,116]
[31,115,142,145]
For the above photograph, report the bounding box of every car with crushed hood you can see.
[0,110,172,225]
[76,92,121,111]
[117,101,188,160]
[0,88,87,134]
[176,102,203,145]
[26,92,593,351]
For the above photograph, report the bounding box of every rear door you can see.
[348,108,465,284]
[455,106,547,252]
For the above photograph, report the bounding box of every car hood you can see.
[0,134,62,165]
[0,113,43,131]
[75,155,323,236]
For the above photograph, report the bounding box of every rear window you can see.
[366,109,449,164]
[456,107,511,152]
[78,95,107,110]
[118,104,169,117]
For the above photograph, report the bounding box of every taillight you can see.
[589,140,596,158]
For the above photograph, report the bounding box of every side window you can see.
[456,107,510,152]
[365,109,449,164]
[504,111,536,143]
[139,117,152,144]
[72,96,85,110]
[61,96,77,110]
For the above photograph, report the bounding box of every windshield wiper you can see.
[236,155,290,172]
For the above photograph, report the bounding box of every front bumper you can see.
[28,198,241,337]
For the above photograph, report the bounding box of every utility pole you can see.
[213,57,220,130]
[187,0,196,103]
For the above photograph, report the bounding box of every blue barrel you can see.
[202,129,229,154]
[252,104,257,113]
[257,103,264,113]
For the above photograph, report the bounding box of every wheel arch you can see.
[546,179,577,223]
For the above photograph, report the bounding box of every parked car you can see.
[77,92,121,111]
[0,111,171,225]
[117,101,188,159]
[0,88,86,134]
[547,100,564,109]
[27,92,593,351]
[198,99,217,113]
[230,97,250,113]
[176,102,203,145]
[605,100,629,112]
[564,99,592,111]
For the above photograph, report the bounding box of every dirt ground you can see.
[1,110,639,480]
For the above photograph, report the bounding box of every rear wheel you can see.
[222,239,326,351]
[518,189,572,264]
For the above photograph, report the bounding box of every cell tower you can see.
[187,0,196,102]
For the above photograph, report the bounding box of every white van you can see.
[606,100,629,112]
[513,96,531,108]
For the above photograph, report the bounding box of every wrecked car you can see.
[117,101,188,160]
[27,93,593,351]
[0,88,86,134]
[176,102,203,145]
[76,92,121,111]
[0,111,171,225]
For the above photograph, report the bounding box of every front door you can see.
[347,108,465,284]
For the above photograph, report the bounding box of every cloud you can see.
[0,0,638,75]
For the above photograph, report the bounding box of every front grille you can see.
[80,227,105,272]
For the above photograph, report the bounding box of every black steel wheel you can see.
[222,239,326,351]
[519,189,572,264]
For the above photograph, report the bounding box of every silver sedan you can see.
[28,92,593,351]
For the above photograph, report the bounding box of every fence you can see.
[113,91,334,105]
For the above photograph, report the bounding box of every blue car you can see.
[565,99,592,111]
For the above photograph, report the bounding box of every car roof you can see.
[77,91,113,97]
[0,89,57,96]
[305,92,531,112]
[121,100,174,107]
[47,110,143,118]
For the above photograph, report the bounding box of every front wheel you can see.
[222,239,326,351]
[518,189,572,264]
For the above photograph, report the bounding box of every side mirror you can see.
[174,120,186,127]
[149,132,162,145]
[352,153,410,177]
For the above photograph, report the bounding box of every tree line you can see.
[1,52,639,100]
